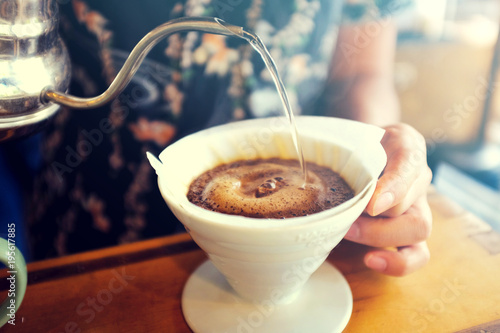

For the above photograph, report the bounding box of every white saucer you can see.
[181,260,353,333]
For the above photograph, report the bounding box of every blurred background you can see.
[393,0,500,230]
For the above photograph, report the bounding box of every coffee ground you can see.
[187,158,354,219]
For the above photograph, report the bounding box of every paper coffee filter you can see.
[155,116,386,228]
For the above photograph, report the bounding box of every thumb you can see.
[367,148,426,217]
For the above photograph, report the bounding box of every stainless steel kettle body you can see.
[0,0,70,141]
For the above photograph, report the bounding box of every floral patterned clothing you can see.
[28,0,410,259]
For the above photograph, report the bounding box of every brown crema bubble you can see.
[187,158,354,219]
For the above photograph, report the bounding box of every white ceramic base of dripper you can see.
[181,260,353,333]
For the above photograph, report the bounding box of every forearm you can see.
[325,19,400,127]
[325,74,400,126]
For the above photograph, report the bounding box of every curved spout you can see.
[41,17,249,109]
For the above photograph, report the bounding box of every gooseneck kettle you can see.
[0,0,249,141]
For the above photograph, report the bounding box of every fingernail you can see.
[366,255,387,272]
[372,192,394,216]
[345,222,359,239]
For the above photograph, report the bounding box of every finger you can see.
[366,124,429,216]
[364,241,430,276]
[382,165,432,217]
[345,196,432,248]
[367,148,429,216]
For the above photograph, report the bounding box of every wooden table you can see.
[2,188,500,333]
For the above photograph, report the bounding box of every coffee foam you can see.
[187,158,354,219]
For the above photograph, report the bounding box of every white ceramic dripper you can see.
[148,116,386,304]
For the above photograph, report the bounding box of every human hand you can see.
[344,123,433,276]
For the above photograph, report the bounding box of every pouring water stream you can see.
[215,18,308,185]
[146,17,307,186]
